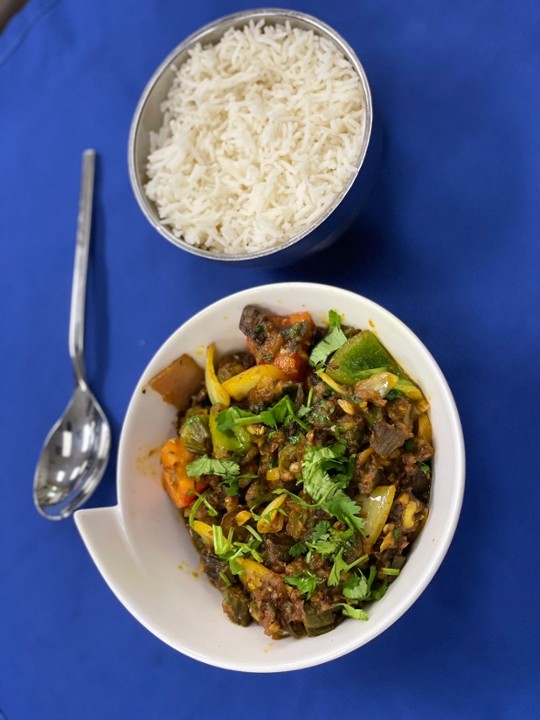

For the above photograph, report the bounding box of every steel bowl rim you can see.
[128,7,373,262]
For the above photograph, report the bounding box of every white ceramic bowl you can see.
[75,283,465,672]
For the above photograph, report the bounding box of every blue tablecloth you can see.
[1,1,539,718]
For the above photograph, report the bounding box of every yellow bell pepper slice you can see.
[417,413,433,444]
[221,364,287,401]
[234,558,273,591]
[315,369,348,395]
[235,510,252,526]
[191,520,214,546]
[205,343,230,407]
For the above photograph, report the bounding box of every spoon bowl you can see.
[34,150,111,520]
[34,384,111,519]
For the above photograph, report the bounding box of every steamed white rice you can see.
[145,20,366,255]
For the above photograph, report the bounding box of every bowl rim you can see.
[90,282,465,671]
[127,8,373,262]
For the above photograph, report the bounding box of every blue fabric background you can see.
[1,1,539,718]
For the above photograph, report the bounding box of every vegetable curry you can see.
[150,306,433,639]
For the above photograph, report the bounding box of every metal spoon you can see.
[34,149,111,520]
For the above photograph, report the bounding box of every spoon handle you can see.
[69,149,96,385]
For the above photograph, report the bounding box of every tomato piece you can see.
[160,437,208,508]
[271,350,307,381]
[270,312,314,380]
[242,309,315,380]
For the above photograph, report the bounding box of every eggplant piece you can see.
[201,553,230,588]
[262,534,294,572]
[180,409,211,455]
[239,305,276,346]
[284,621,306,639]
[303,606,338,637]
[222,586,252,627]
[410,465,431,502]
[370,421,409,458]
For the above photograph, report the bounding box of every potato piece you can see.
[148,354,204,411]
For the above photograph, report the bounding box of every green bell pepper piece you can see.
[326,330,404,385]
[209,408,252,456]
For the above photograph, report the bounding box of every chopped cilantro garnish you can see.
[338,603,369,621]
[187,455,254,496]
[187,456,239,478]
[381,567,400,576]
[418,461,431,477]
[309,520,333,542]
[309,310,347,368]
[304,521,338,561]
[216,395,308,432]
[297,387,314,419]
[187,489,218,528]
[289,541,307,558]
[213,524,264,570]
[301,444,364,532]
[244,525,263,543]
[328,549,368,586]
[370,582,389,600]
[284,570,318,598]
[342,566,376,600]
[230,540,263,564]
[212,525,234,556]
[229,557,244,576]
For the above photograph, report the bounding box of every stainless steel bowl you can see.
[128,8,378,266]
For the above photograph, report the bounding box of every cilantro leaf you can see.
[284,571,318,598]
[309,310,347,368]
[212,526,234,556]
[301,444,364,531]
[328,548,348,586]
[215,407,255,432]
[328,549,368,586]
[289,541,307,558]
[186,455,250,496]
[187,456,239,478]
[370,581,389,600]
[326,493,365,533]
[342,566,377,600]
[309,520,332,543]
[229,539,263,564]
[216,395,308,432]
[381,567,400,576]
[212,524,264,568]
[343,574,369,601]
[188,489,218,528]
[338,603,369,621]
